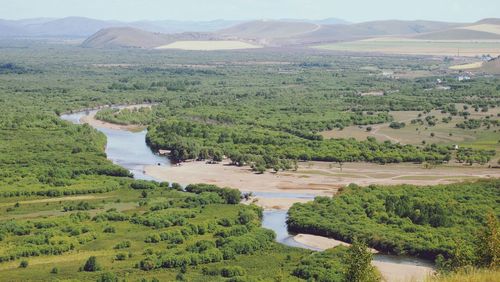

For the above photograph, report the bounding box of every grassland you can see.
[315,38,500,57]
[449,62,483,70]
[321,106,500,162]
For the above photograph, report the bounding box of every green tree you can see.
[83,256,101,272]
[476,212,500,268]
[344,238,380,282]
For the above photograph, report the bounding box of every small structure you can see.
[457,75,471,82]
[158,149,171,156]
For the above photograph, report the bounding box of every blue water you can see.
[61,109,170,181]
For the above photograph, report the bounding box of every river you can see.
[61,108,434,281]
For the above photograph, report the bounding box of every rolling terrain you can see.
[4,16,499,54]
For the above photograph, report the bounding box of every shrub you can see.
[19,260,28,268]
[114,241,131,249]
[83,256,101,272]
[220,266,246,277]
[103,226,116,233]
[97,272,118,282]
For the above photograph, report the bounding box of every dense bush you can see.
[185,184,242,204]
[288,179,500,260]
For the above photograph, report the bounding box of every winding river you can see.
[61,108,434,281]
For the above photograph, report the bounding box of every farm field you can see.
[315,38,500,57]
[156,40,262,50]
[449,61,483,70]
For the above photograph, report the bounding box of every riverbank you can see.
[79,104,152,131]
[293,234,434,282]
[145,159,499,195]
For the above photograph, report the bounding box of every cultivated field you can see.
[156,40,262,51]
[315,38,500,57]
[449,61,483,70]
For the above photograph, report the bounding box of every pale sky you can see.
[1,0,499,23]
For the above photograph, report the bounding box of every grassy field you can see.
[322,106,500,162]
[156,41,262,51]
[315,38,500,57]
[449,61,483,70]
[0,186,310,281]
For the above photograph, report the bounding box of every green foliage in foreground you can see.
[288,179,500,261]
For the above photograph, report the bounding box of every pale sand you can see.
[243,197,311,210]
[80,104,152,131]
[145,160,499,195]
[374,261,434,282]
[145,161,340,195]
[293,234,434,282]
[293,234,378,253]
[156,40,262,51]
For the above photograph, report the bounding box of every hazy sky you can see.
[1,0,499,22]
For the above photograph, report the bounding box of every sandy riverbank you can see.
[242,197,311,210]
[79,104,152,131]
[293,234,378,252]
[145,160,499,196]
[293,234,434,282]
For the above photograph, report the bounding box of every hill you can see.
[81,27,218,49]
[415,24,500,40]
[81,27,172,48]
[218,20,320,41]
[24,17,121,37]
[0,17,241,38]
[278,20,462,45]
[475,18,500,25]
[80,18,500,49]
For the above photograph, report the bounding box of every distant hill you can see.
[415,23,500,40]
[81,27,170,48]
[0,17,241,38]
[51,17,500,49]
[475,18,500,25]
[216,20,460,46]
[218,20,321,41]
[81,27,219,49]
[24,17,122,37]
[415,29,500,40]
[274,20,462,45]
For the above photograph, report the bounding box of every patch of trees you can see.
[0,63,34,74]
[389,121,406,129]
[456,148,495,165]
[147,119,454,167]
[185,184,242,204]
[287,179,500,261]
[456,118,498,130]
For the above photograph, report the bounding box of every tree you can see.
[344,238,380,282]
[476,212,500,268]
[83,256,101,272]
